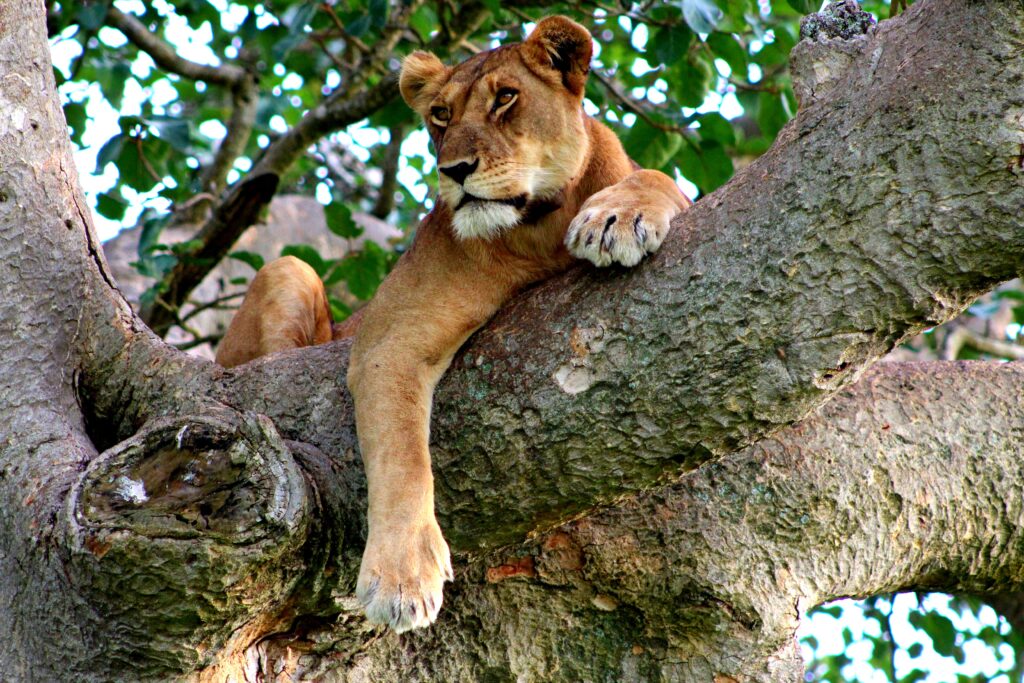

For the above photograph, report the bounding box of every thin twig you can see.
[591,68,697,136]
[309,31,350,72]
[134,135,164,185]
[179,291,246,323]
[321,3,371,54]
[173,334,223,351]
[941,326,1024,361]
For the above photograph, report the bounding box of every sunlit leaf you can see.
[682,0,724,33]
[280,244,328,277]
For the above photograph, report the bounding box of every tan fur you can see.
[215,256,333,367]
[216,16,691,632]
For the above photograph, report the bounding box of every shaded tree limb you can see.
[182,73,260,223]
[371,123,407,220]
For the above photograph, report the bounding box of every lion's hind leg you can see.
[215,255,334,368]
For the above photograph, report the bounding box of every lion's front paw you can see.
[566,189,674,268]
[356,516,454,633]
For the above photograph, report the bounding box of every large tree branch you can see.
[325,360,1024,682]
[4,0,1024,679]
[106,7,246,86]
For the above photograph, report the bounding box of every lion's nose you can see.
[439,159,479,186]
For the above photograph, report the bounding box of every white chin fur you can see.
[452,202,521,240]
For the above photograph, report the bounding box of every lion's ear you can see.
[400,51,449,117]
[523,16,593,97]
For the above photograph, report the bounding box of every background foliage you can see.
[48,0,1024,678]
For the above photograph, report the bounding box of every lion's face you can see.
[400,17,594,240]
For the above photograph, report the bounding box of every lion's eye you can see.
[430,106,450,126]
[494,88,518,110]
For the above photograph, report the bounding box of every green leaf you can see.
[674,140,706,190]
[408,5,438,42]
[706,32,747,75]
[698,140,734,191]
[116,135,170,192]
[289,3,317,35]
[667,57,715,108]
[480,0,502,16]
[132,253,177,279]
[369,0,388,29]
[280,244,328,277]
[369,98,416,129]
[272,3,317,61]
[229,250,265,272]
[697,112,736,146]
[63,101,88,146]
[919,612,957,657]
[137,215,167,259]
[623,119,683,170]
[346,14,371,38]
[99,62,132,109]
[151,118,192,153]
[815,605,844,618]
[325,203,364,239]
[328,295,352,321]
[96,191,128,221]
[76,1,110,31]
[335,242,389,300]
[757,91,791,139]
[170,239,203,256]
[649,24,694,66]
[682,0,724,34]
[96,134,125,173]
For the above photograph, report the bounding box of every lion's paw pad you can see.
[566,197,671,268]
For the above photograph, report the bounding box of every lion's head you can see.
[399,16,594,240]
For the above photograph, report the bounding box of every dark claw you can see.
[633,213,646,244]
[600,214,617,252]
[586,232,595,247]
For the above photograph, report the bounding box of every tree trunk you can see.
[0,0,1022,681]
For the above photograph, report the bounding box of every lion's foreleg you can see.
[346,250,502,632]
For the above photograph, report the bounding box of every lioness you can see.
[216,16,690,632]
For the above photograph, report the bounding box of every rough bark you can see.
[1,0,1023,681]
